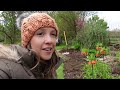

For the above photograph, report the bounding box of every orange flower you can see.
[96,53,100,57]
[96,47,102,51]
[100,50,106,55]
[88,60,97,65]
[88,61,92,65]
[91,60,97,64]
[81,52,88,56]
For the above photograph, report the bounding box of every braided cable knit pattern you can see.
[21,13,59,48]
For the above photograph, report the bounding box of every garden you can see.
[57,42,120,79]
[55,12,120,79]
[1,11,120,79]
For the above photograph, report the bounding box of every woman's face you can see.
[30,27,57,60]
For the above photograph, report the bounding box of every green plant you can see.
[116,51,120,60]
[81,48,89,56]
[83,60,112,79]
[71,40,81,50]
[56,63,64,79]
[76,15,109,49]
[81,44,111,79]
[56,44,66,50]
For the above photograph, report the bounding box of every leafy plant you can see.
[71,40,81,50]
[83,60,112,79]
[81,43,111,79]
[76,15,109,49]
[57,63,64,79]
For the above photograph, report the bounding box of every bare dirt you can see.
[59,49,87,79]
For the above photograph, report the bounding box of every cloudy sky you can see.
[96,11,120,30]
[0,11,120,31]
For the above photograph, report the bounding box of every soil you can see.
[59,49,87,79]
[59,48,120,79]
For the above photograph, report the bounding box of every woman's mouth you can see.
[42,47,53,53]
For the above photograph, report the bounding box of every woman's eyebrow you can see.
[51,29,57,32]
[35,30,43,34]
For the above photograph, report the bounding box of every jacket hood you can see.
[0,44,40,68]
[0,44,20,61]
[0,44,63,71]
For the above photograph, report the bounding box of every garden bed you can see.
[59,49,87,79]
[59,48,120,79]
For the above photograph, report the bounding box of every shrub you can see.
[76,15,109,49]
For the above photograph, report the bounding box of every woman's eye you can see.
[38,33,44,36]
[51,34,57,37]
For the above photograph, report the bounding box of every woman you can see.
[0,12,63,79]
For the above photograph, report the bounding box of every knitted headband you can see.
[21,12,59,48]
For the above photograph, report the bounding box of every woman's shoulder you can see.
[0,44,23,78]
[9,44,29,56]
[0,44,36,79]
[0,44,21,62]
[0,44,30,62]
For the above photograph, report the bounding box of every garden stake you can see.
[64,31,68,49]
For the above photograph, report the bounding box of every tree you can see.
[52,11,96,45]
[76,15,109,49]
[0,11,21,44]
[52,11,79,44]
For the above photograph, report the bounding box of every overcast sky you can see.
[96,11,120,30]
[0,11,120,31]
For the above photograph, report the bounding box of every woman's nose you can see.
[44,35,53,44]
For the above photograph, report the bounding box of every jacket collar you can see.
[14,45,63,71]
[18,49,37,69]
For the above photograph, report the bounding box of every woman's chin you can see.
[41,55,52,61]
